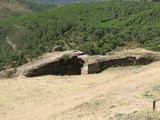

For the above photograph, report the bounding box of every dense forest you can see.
[0,1,160,70]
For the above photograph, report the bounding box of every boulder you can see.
[0,68,17,79]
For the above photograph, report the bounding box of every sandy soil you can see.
[0,61,160,120]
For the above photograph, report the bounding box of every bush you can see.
[61,54,70,61]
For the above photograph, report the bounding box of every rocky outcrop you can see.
[0,68,17,79]
[0,49,160,79]
[17,50,85,77]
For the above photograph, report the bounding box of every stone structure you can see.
[0,49,160,79]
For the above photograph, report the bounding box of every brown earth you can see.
[0,61,160,120]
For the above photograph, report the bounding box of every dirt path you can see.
[5,36,17,52]
[0,62,160,120]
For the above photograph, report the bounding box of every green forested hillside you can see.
[0,1,160,70]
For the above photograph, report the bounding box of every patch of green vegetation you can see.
[133,65,143,68]
[61,54,70,61]
[0,1,160,70]
[74,100,102,111]
[143,91,154,99]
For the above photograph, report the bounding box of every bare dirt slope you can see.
[0,61,160,120]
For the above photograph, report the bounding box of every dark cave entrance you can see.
[25,56,84,77]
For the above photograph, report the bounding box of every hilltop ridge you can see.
[0,0,53,18]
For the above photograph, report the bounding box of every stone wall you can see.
[87,55,155,74]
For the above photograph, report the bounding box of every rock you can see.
[0,68,17,79]
[17,50,85,77]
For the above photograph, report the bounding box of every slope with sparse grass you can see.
[0,61,160,120]
[0,0,31,18]
[0,0,53,18]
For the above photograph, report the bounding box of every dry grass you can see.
[0,61,160,120]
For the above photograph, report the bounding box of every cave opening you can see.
[25,56,84,77]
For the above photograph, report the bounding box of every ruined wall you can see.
[87,56,155,74]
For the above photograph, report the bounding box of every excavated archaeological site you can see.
[0,49,160,79]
